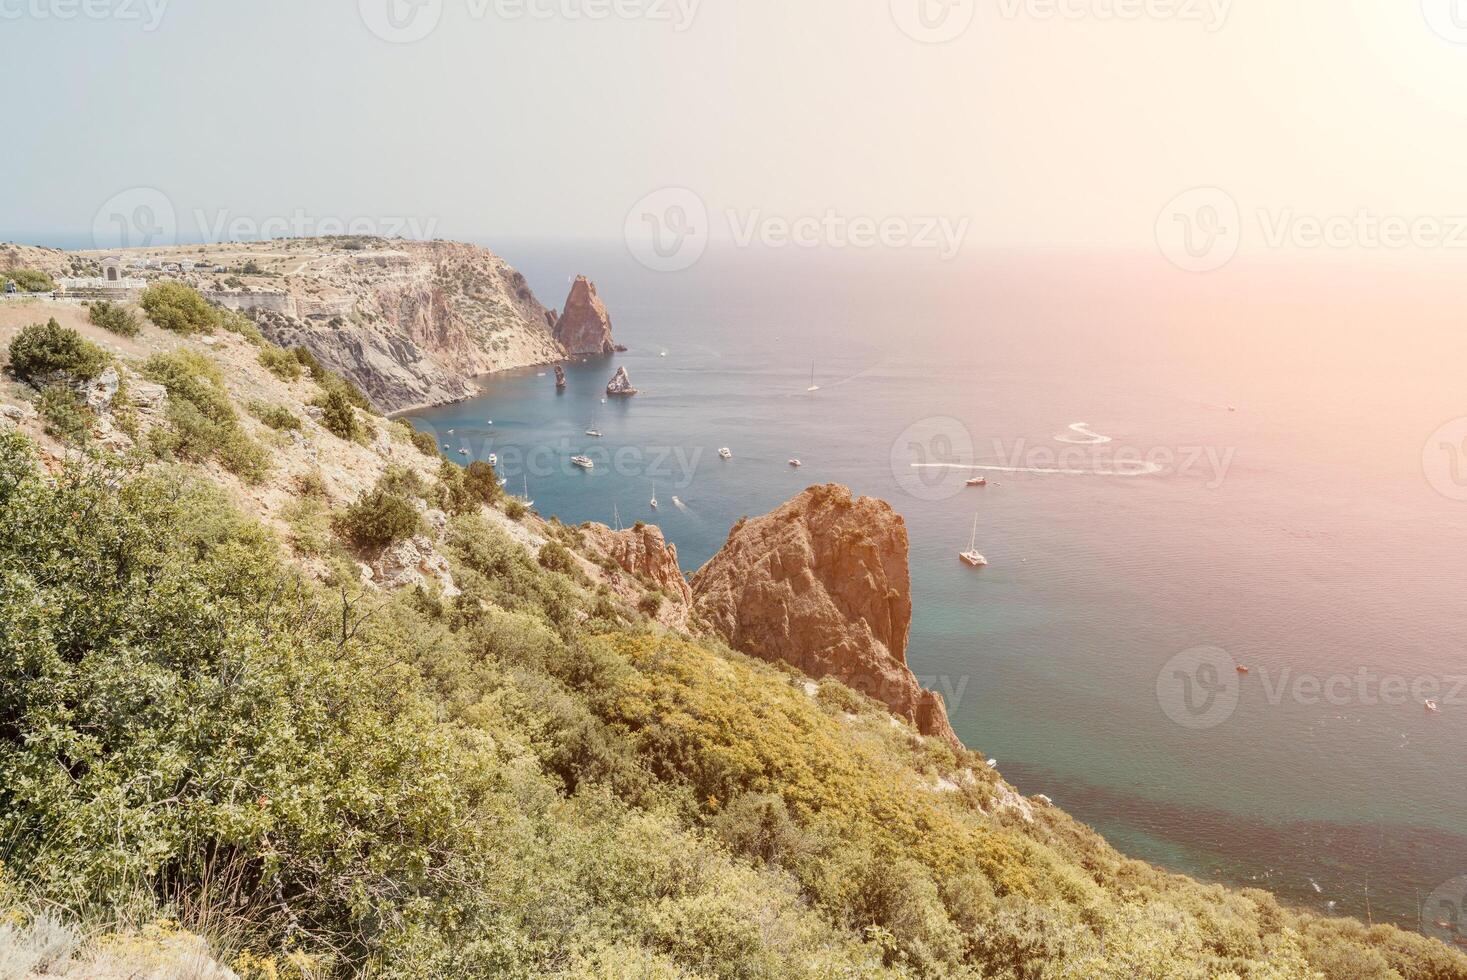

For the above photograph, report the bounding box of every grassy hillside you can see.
[0,296,1464,978]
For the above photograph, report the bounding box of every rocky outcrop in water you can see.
[554,365,567,389]
[606,366,638,396]
[553,276,616,356]
[690,484,960,747]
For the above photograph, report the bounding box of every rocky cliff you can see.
[579,521,693,629]
[690,484,959,747]
[58,238,572,414]
[552,275,616,355]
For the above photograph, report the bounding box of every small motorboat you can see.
[672,496,682,507]
[486,420,493,425]
[967,476,987,487]
[660,351,668,357]
[959,515,988,568]
[789,458,803,467]
[718,447,733,459]
[1237,666,1250,675]
[458,449,469,456]
[1426,699,1441,713]
[447,428,455,434]
[488,453,497,466]
[571,455,595,470]
[586,429,603,438]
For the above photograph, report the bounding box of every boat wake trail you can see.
[911,459,1162,478]
[1053,422,1112,445]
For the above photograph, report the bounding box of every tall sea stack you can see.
[553,275,616,355]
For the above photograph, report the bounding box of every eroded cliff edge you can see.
[690,484,960,747]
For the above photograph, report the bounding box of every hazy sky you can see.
[5,0,1467,255]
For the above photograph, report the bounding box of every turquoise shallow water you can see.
[405,243,1467,933]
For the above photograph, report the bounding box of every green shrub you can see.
[337,487,421,548]
[7,319,108,382]
[504,498,527,521]
[2,268,55,292]
[410,428,442,458]
[86,300,140,337]
[142,350,269,483]
[36,386,93,444]
[464,459,502,504]
[538,540,580,577]
[258,346,304,381]
[219,308,265,345]
[637,591,664,617]
[139,282,219,335]
[317,385,361,441]
[248,401,302,431]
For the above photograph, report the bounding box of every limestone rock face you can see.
[553,276,615,355]
[691,484,959,747]
[371,535,460,598]
[247,240,565,414]
[582,522,693,605]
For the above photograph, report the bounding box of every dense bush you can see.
[464,459,503,504]
[538,540,580,577]
[317,385,361,441]
[258,346,303,381]
[218,307,265,345]
[140,282,220,335]
[36,386,93,444]
[408,426,441,458]
[86,300,140,337]
[337,486,422,548]
[1,268,55,292]
[247,401,302,431]
[7,319,108,382]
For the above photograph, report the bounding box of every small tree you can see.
[337,488,421,548]
[8,319,108,382]
[140,282,220,335]
[319,385,360,441]
[464,460,503,504]
[87,300,141,337]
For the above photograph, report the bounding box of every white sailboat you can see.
[650,482,659,510]
[806,361,821,392]
[586,407,603,438]
[959,515,988,568]
[613,503,622,532]
[521,476,534,509]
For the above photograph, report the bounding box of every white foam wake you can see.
[1053,422,1112,445]
[911,460,1162,477]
